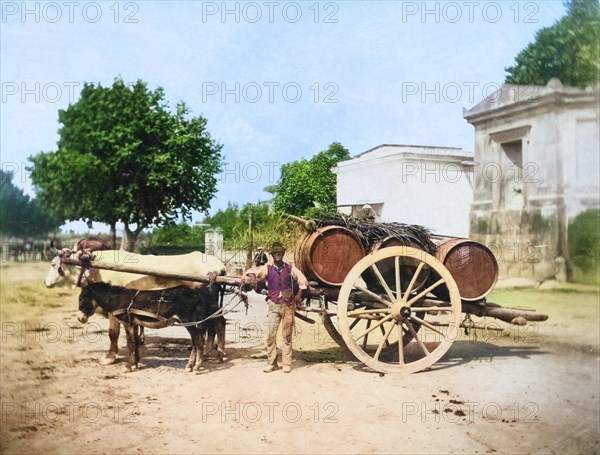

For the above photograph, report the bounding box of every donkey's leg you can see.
[203,323,216,360]
[100,313,120,365]
[133,325,141,366]
[216,318,227,362]
[193,325,206,373]
[185,327,198,372]
[139,325,145,345]
[123,323,138,372]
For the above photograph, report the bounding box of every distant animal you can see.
[45,241,227,365]
[78,282,225,373]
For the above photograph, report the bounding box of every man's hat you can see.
[269,241,286,254]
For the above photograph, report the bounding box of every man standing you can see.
[242,241,309,373]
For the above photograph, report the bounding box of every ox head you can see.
[44,249,101,288]
[77,286,98,323]
[44,251,77,288]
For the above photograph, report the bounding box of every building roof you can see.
[464,78,599,123]
[355,143,467,158]
[334,144,473,172]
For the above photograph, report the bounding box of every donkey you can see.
[45,239,227,365]
[78,282,225,373]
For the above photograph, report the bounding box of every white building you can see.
[333,144,474,237]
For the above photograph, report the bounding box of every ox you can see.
[78,282,225,372]
[45,245,227,365]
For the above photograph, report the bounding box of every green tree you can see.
[203,201,276,250]
[568,209,599,284]
[151,222,206,247]
[29,78,223,250]
[0,170,61,237]
[272,142,350,217]
[202,202,241,241]
[505,0,600,87]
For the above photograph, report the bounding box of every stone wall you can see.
[471,206,563,282]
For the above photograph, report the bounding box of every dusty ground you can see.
[1,262,599,454]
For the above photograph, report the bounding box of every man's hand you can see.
[240,274,257,292]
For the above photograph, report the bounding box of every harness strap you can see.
[174,292,243,327]
[109,288,243,328]
[110,289,178,327]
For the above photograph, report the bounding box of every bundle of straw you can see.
[314,215,437,255]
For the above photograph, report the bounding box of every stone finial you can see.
[546,78,563,92]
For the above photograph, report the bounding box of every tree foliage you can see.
[28,78,223,250]
[0,170,61,237]
[203,201,278,249]
[568,208,599,284]
[505,0,600,87]
[272,142,350,217]
[151,223,206,248]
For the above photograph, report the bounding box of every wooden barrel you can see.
[434,238,498,301]
[296,226,366,286]
[370,235,404,251]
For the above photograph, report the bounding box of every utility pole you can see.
[246,210,253,269]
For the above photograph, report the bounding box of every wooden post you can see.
[286,214,317,232]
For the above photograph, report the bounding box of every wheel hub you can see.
[391,303,412,321]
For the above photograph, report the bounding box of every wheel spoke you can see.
[347,308,391,317]
[418,306,455,313]
[353,313,394,342]
[354,284,392,308]
[409,314,446,337]
[361,319,371,350]
[406,278,445,306]
[374,322,396,360]
[378,324,391,347]
[395,256,401,298]
[406,320,430,357]
[397,324,405,365]
[403,262,425,300]
[371,263,396,303]
[349,318,361,330]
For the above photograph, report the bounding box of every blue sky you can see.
[1,1,566,233]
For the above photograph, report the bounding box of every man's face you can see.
[272,251,284,261]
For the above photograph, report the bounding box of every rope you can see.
[174,291,246,327]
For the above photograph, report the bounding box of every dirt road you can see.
[1,263,598,454]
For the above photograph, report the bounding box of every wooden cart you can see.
[67,217,548,375]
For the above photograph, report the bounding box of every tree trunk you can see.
[109,221,117,249]
[121,224,145,252]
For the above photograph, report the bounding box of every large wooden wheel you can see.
[337,246,462,374]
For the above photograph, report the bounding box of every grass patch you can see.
[0,262,77,320]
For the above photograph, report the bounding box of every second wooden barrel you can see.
[434,238,498,301]
[297,226,366,287]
